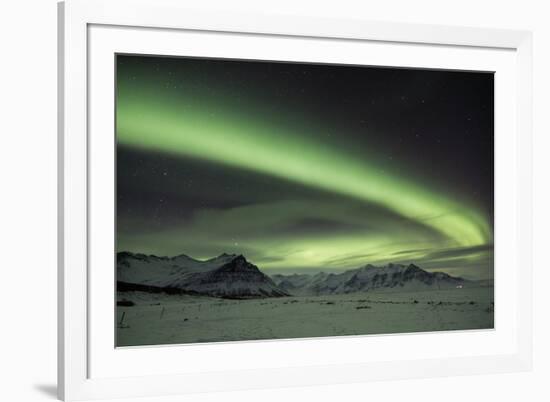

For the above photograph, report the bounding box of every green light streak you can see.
[116,87,491,249]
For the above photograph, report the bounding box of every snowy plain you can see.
[117,286,494,347]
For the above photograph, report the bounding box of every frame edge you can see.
[58,0,534,399]
[57,2,66,400]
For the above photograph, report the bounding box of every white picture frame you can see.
[58,0,533,400]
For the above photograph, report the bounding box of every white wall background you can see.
[0,0,547,401]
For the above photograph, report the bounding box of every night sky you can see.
[116,54,494,279]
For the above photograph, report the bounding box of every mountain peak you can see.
[405,263,422,271]
[205,253,237,263]
[232,254,247,262]
[171,253,196,261]
[219,254,257,272]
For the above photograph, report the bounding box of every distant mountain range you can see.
[117,252,468,299]
[271,263,466,296]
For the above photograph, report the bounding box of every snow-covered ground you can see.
[116,286,494,347]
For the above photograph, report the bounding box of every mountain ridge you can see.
[271,262,468,295]
[117,251,468,299]
[117,251,288,299]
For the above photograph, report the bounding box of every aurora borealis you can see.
[116,55,494,279]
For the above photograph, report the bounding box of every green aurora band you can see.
[117,86,491,248]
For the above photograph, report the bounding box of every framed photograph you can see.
[58,0,533,400]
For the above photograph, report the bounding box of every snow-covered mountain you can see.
[270,272,329,296]
[271,263,466,295]
[117,252,288,299]
[118,251,467,299]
